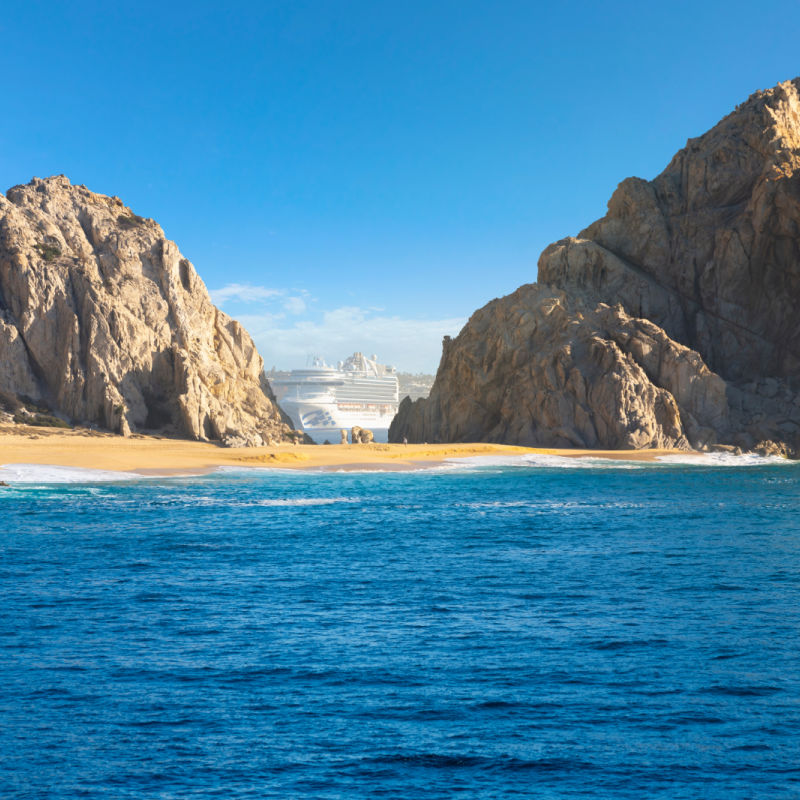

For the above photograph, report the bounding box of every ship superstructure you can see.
[271,353,399,443]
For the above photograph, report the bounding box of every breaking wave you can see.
[0,463,144,483]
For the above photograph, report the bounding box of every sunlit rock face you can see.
[0,175,295,445]
[391,79,800,456]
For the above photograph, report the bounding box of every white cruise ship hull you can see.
[279,400,396,444]
[271,353,400,444]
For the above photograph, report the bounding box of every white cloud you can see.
[237,305,466,374]
[283,295,307,315]
[210,283,466,372]
[209,283,284,305]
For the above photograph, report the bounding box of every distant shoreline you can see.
[0,424,693,477]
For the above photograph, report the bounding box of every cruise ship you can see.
[270,352,399,443]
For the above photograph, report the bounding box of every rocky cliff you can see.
[0,176,296,445]
[391,78,800,456]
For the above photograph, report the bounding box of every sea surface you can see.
[1,455,799,799]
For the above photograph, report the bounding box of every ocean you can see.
[1,455,799,798]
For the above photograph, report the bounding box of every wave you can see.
[656,452,792,467]
[213,465,305,476]
[443,454,642,470]
[444,451,794,470]
[0,463,144,483]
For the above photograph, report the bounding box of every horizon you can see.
[1,1,797,372]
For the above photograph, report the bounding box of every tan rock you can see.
[391,285,726,449]
[350,425,373,444]
[358,427,374,444]
[0,176,294,444]
[538,79,800,384]
[391,78,800,456]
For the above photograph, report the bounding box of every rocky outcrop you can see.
[391,285,732,449]
[538,78,800,383]
[391,78,800,454]
[0,176,297,445]
[350,426,374,444]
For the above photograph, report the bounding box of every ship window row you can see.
[334,391,398,401]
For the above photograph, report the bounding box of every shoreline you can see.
[0,424,692,477]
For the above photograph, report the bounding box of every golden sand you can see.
[0,423,689,476]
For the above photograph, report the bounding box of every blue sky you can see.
[1,1,797,371]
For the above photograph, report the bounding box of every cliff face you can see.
[539,78,800,382]
[0,176,295,445]
[391,79,800,455]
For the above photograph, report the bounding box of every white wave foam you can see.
[445,451,795,470]
[0,463,144,483]
[324,465,447,474]
[212,465,308,477]
[656,452,793,467]
[443,454,643,470]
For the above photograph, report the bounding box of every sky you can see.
[1,1,798,372]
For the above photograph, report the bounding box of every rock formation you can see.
[391,78,800,455]
[350,425,374,444]
[0,176,297,445]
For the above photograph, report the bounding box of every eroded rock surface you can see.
[0,176,296,445]
[391,79,800,454]
[351,426,374,444]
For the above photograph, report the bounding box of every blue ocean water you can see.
[1,457,800,799]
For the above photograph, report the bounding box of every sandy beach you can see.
[0,422,690,476]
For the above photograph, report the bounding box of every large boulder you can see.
[351,425,374,444]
